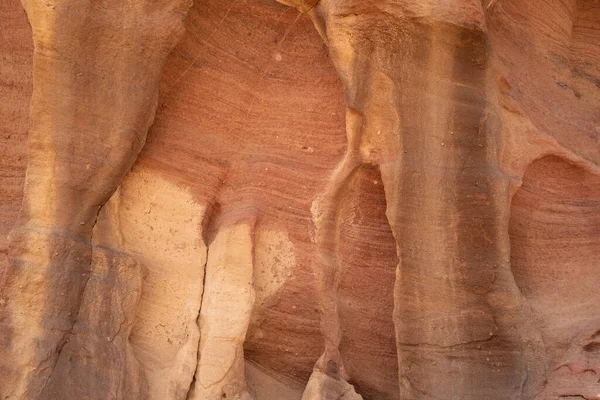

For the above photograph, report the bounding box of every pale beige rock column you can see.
[190,219,256,400]
[96,170,209,400]
[0,0,191,398]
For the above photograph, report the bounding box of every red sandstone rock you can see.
[0,0,598,399]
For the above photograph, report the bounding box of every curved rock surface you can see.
[0,0,598,399]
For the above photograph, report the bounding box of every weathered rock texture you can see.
[0,0,598,399]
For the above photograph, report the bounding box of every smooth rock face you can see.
[0,0,598,399]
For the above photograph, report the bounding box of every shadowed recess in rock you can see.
[337,164,399,399]
[510,155,600,399]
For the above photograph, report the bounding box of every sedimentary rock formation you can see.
[0,0,598,399]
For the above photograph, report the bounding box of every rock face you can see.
[0,0,598,399]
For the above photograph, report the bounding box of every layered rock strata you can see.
[0,0,598,399]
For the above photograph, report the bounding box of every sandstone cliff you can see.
[1,0,599,399]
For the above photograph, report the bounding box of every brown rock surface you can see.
[0,0,598,399]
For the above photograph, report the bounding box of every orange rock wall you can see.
[0,0,599,399]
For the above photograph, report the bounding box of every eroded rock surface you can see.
[0,0,598,399]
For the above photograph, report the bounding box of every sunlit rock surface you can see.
[1,0,599,398]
